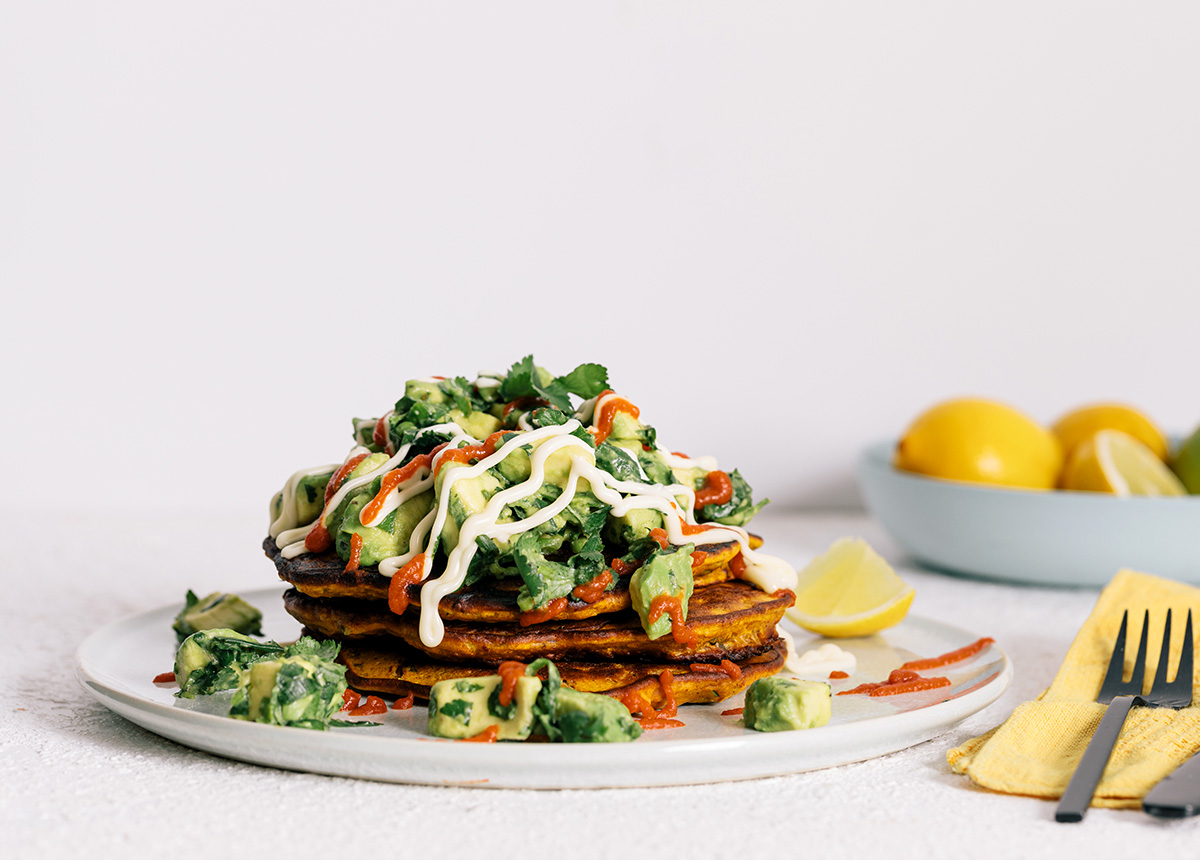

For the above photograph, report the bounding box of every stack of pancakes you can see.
[269,536,795,711]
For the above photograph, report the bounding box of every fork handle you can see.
[1055,695,1142,822]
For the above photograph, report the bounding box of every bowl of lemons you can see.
[858,400,1200,587]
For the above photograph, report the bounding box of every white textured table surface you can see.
[4,509,1198,858]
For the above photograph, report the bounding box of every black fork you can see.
[1055,608,1194,822]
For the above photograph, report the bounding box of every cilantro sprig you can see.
[497,356,608,412]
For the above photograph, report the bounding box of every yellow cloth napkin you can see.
[948,569,1200,808]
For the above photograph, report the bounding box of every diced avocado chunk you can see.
[449,408,501,440]
[347,452,389,481]
[512,530,576,612]
[629,545,695,640]
[637,449,675,486]
[494,446,531,483]
[173,628,284,699]
[553,687,643,743]
[447,468,505,523]
[670,464,705,492]
[405,378,446,404]
[392,489,434,550]
[295,472,332,523]
[609,507,664,544]
[229,652,348,730]
[742,677,832,732]
[438,465,506,552]
[607,410,645,442]
[238,660,282,720]
[336,493,402,567]
[427,675,543,740]
[172,591,263,644]
[541,445,589,488]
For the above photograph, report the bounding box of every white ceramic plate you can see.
[76,586,1010,789]
[858,440,1200,586]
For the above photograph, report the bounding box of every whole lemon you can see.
[894,398,1063,490]
[1051,403,1168,461]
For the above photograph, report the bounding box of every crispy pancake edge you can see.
[285,581,795,663]
[332,633,787,706]
[264,534,761,623]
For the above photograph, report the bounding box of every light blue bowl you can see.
[857,440,1200,587]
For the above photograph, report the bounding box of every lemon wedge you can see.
[1051,403,1168,461]
[785,538,915,638]
[1060,429,1186,496]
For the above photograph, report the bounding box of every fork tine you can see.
[1170,610,1193,705]
[1129,610,1151,697]
[1098,610,1130,702]
[1151,609,1174,693]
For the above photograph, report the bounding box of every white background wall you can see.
[4,2,1199,517]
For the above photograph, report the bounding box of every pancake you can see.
[285,580,794,663]
[265,535,761,623]
[264,364,799,730]
[331,634,787,705]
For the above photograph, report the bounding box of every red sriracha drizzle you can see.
[349,696,387,717]
[693,470,733,508]
[305,452,371,553]
[591,391,639,445]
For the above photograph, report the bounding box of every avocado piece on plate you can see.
[229,648,348,730]
[553,687,643,743]
[427,659,642,743]
[742,676,832,732]
[172,591,264,644]
[427,675,543,740]
[173,628,284,699]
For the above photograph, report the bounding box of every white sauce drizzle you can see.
[661,450,720,473]
[352,417,377,444]
[574,393,600,424]
[378,508,438,575]
[268,462,342,540]
[786,642,856,679]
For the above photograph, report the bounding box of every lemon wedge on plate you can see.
[785,538,914,638]
[1060,429,1186,496]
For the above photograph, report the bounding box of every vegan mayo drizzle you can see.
[269,386,799,649]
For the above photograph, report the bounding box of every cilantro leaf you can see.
[497,357,610,412]
[557,363,608,399]
[533,378,573,412]
[498,355,537,402]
